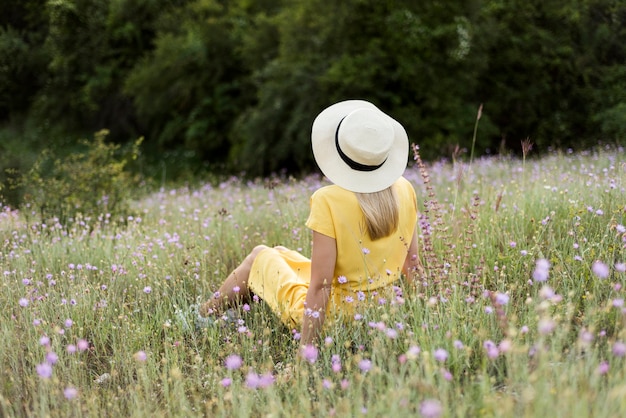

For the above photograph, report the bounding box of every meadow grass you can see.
[1,146,625,417]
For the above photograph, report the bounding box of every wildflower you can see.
[301,345,318,364]
[77,339,89,351]
[358,359,372,372]
[539,285,555,300]
[246,371,261,389]
[419,399,443,418]
[337,275,348,284]
[40,336,50,346]
[406,345,421,360]
[67,344,77,354]
[612,299,624,308]
[322,378,333,389]
[499,339,512,353]
[324,336,333,346]
[225,354,243,370]
[385,328,398,339]
[495,292,509,305]
[520,250,528,256]
[434,349,448,363]
[612,342,626,357]
[64,319,73,328]
[617,224,626,234]
[453,340,464,350]
[134,351,147,362]
[340,379,349,390]
[64,387,78,400]
[484,306,493,314]
[362,248,370,255]
[509,241,517,248]
[143,286,152,294]
[483,341,499,359]
[533,258,550,282]
[615,263,626,273]
[597,361,609,375]
[220,377,232,387]
[46,352,59,365]
[233,286,240,293]
[538,318,556,335]
[19,298,29,307]
[36,362,53,379]
[592,261,610,279]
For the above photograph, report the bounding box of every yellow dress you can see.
[247,176,418,330]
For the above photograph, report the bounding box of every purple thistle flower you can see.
[220,377,232,387]
[64,387,78,400]
[538,318,556,335]
[134,351,147,362]
[419,399,443,418]
[77,339,89,351]
[225,354,243,370]
[19,298,29,307]
[301,345,318,364]
[592,261,610,279]
[36,362,53,379]
[46,352,59,365]
[246,371,261,389]
[597,361,609,375]
[483,341,499,359]
[433,348,448,363]
[533,258,550,282]
[495,292,509,305]
[612,342,626,357]
[358,359,372,372]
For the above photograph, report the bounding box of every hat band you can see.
[335,117,387,172]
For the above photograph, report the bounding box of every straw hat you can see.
[311,100,409,193]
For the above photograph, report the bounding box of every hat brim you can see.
[311,100,409,193]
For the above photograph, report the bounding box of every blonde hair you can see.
[355,186,399,240]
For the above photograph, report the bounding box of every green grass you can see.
[1,147,625,417]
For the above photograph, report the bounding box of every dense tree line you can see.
[1,0,625,181]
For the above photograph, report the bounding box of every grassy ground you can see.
[1,146,625,417]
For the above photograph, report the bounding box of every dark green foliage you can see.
[0,0,624,189]
[17,130,143,225]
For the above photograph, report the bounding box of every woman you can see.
[199,100,419,346]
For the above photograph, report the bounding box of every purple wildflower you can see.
[301,345,318,364]
[36,362,53,379]
[533,258,550,282]
[358,359,372,372]
[225,354,243,370]
[592,261,610,279]
[419,399,443,418]
[612,342,626,357]
[64,387,78,400]
[433,348,448,363]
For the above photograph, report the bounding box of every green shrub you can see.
[19,129,143,225]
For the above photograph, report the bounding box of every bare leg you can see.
[199,245,268,316]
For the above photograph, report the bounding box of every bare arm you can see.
[301,231,336,346]
[402,228,420,283]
